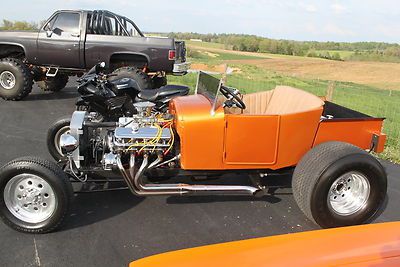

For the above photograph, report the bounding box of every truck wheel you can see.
[0,58,33,101]
[152,76,167,89]
[37,74,69,92]
[0,157,73,233]
[47,116,71,161]
[292,141,387,228]
[110,66,152,90]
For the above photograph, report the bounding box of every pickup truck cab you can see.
[0,10,189,100]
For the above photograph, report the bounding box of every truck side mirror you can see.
[95,62,106,74]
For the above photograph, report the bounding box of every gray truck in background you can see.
[0,10,189,100]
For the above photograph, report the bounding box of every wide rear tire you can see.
[0,157,73,233]
[152,75,167,89]
[110,66,152,90]
[292,141,387,228]
[0,58,33,101]
[37,74,69,92]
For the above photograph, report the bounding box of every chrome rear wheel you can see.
[328,171,370,216]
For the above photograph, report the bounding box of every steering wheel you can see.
[220,85,246,110]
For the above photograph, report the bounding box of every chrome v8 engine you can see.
[66,102,174,169]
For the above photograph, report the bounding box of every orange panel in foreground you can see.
[130,222,400,267]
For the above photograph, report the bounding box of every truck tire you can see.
[110,66,152,90]
[0,157,73,233]
[152,75,167,89]
[0,58,33,101]
[37,74,69,92]
[47,116,71,161]
[292,141,387,228]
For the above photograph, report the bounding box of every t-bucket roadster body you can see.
[0,72,388,233]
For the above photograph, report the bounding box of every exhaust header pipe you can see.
[116,154,262,197]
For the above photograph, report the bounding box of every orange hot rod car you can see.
[129,222,400,267]
[0,72,387,233]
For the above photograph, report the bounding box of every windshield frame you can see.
[195,71,224,115]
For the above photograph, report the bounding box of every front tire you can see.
[0,157,73,233]
[0,58,33,101]
[47,116,71,161]
[292,141,387,228]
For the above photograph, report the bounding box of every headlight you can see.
[60,134,79,154]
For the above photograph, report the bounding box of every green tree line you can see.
[0,19,42,31]
[167,32,400,62]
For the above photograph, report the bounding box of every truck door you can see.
[37,12,82,68]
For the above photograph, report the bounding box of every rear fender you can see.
[313,119,386,152]
[109,52,150,69]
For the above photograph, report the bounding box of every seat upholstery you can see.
[241,90,274,115]
[240,86,324,115]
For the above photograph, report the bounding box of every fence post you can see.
[221,63,228,84]
[326,81,335,101]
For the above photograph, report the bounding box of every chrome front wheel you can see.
[0,70,16,90]
[0,157,73,233]
[4,174,57,224]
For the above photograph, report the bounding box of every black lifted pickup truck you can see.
[0,10,189,100]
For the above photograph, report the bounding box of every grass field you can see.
[169,41,400,162]
[187,41,400,90]
[189,49,265,62]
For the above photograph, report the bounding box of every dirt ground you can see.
[189,45,400,90]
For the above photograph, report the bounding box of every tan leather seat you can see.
[241,86,324,115]
[241,90,274,114]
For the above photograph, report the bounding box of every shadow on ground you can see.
[63,190,144,231]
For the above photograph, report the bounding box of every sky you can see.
[0,0,399,43]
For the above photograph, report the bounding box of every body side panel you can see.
[313,119,385,151]
[84,34,174,71]
[170,95,225,170]
[224,115,280,165]
[171,95,323,170]
[0,31,39,62]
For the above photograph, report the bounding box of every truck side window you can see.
[52,13,80,33]
[44,15,58,31]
